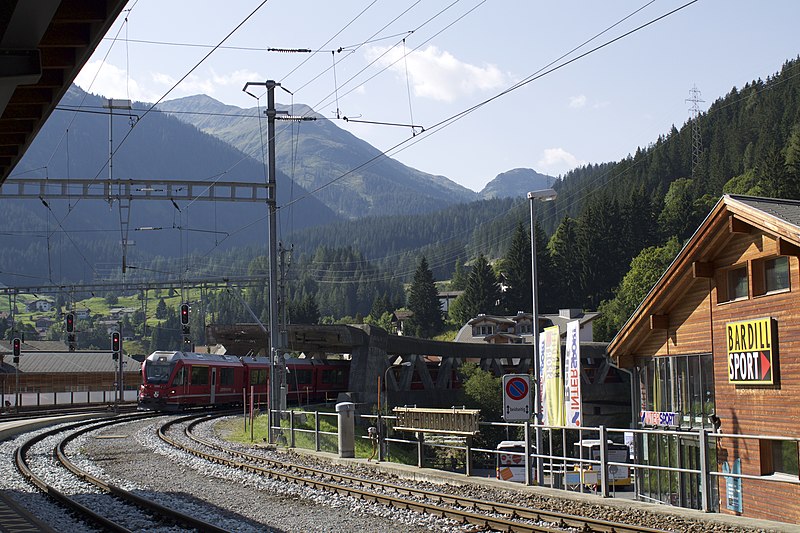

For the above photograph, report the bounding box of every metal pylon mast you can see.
[686,85,705,180]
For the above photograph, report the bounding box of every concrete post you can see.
[465,436,473,477]
[336,402,355,458]
[699,428,710,512]
[599,425,609,497]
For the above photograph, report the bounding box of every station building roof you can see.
[0,350,139,374]
[608,194,800,366]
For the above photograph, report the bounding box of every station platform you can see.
[282,444,797,533]
[0,412,108,442]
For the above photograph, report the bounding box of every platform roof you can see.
[0,1,127,185]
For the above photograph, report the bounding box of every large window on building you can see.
[637,354,715,429]
[762,439,799,476]
[765,256,790,293]
[727,266,749,301]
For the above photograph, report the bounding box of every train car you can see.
[284,358,350,404]
[139,351,247,411]
[139,351,348,411]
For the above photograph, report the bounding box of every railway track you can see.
[159,413,667,533]
[14,413,229,533]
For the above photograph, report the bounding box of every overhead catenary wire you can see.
[184,0,701,282]
[2,0,723,291]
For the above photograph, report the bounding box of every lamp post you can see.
[378,360,412,461]
[528,188,557,485]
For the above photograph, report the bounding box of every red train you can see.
[138,350,349,411]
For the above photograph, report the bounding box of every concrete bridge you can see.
[206,323,622,420]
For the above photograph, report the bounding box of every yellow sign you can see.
[726,317,774,384]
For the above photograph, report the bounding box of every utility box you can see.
[335,402,355,458]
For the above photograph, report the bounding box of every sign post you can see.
[503,374,532,421]
[503,374,533,485]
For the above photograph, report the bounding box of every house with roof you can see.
[454,310,598,345]
[25,299,52,313]
[607,195,800,523]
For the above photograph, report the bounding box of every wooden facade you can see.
[608,195,800,524]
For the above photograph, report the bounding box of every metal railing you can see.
[265,408,800,517]
[2,389,138,411]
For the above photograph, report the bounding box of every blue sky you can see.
[75,0,800,193]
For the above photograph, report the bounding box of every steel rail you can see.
[13,412,228,533]
[159,414,666,533]
[55,414,231,533]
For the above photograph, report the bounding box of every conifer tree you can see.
[500,222,531,314]
[450,260,468,290]
[451,254,500,324]
[406,256,443,338]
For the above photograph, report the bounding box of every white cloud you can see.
[74,60,162,103]
[75,60,265,104]
[569,95,586,108]
[537,148,585,175]
[364,45,510,102]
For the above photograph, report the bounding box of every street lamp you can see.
[378,360,412,462]
[383,360,413,415]
[528,188,557,485]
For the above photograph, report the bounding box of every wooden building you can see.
[608,195,800,523]
[0,341,141,407]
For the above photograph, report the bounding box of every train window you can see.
[220,368,235,386]
[293,369,312,385]
[172,367,185,386]
[250,369,267,385]
[191,365,209,385]
[322,368,345,384]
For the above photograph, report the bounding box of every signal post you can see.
[111,330,121,410]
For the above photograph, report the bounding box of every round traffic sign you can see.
[505,377,529,401]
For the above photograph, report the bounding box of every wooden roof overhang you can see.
[0,0,128,185]
[608,195,800,368]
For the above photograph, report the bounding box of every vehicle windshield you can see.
[145,362,173,384]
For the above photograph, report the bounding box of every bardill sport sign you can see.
[726,317,775,384]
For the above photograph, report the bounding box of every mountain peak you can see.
[478,168,556,200]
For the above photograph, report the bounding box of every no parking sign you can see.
[503,374,532,421]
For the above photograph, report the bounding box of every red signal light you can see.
[12,337,20,357]
[180,303,189,325]
[65,313,74,333]
[111,331,121,353]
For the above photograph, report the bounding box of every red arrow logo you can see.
[760,351,771,380]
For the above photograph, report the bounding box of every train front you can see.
[138,350,182,410]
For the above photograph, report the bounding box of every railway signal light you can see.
[65,312,74,333]
[111,331,121,354]
[180,303,189,325]
[12,337,20,364]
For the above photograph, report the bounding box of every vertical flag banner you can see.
[565,320,582,427]
[542,325,564,426]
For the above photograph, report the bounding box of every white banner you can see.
[565,320,582,427]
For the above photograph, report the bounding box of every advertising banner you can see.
[565,320,582,427]
[541,325,564,426]
[726,317,775,384]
